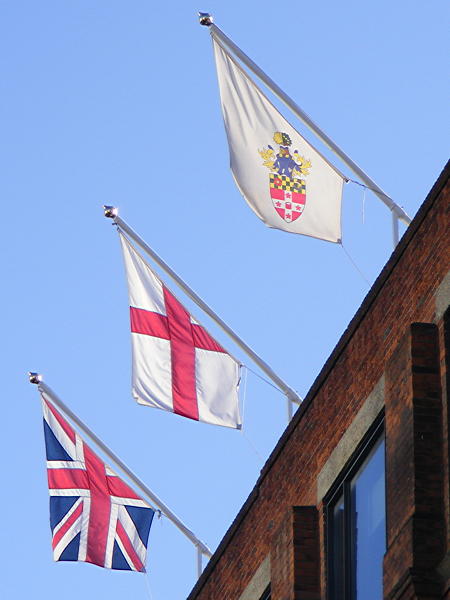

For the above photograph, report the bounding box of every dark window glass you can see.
[327,419,386,600]
[352,437,386,599]
[259,585,271,600]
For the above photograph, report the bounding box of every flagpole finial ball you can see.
[28,372,43,385]
[103,205,118,219]
[198,12,213,26]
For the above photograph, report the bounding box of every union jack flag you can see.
[41,394,154,571]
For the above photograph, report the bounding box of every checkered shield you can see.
[270,174,306,223]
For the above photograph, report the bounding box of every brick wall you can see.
[188,162,450,600]
[270,507,320,600]
[384,323,445,599]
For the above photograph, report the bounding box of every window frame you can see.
[325,412,386,600]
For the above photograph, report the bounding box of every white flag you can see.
[119,232,242,429]
[213,37,345,243]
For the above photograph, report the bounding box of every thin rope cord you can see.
[347,178,393,201]
[244,364,286,395]
[244,365,303,406]
[339,242,371,286]
[362,185,366,224]
[241,429,264,462]
[239,367,267,463]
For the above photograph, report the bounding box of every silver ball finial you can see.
[103,205,118,219]
[198,12,213,26]
[29,372,43,385]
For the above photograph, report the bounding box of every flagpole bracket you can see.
[286,389,302,406]
[28,372,43,385]
[198,12,213,26]
[103,205,118,219]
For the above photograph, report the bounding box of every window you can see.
[259,585,271,600]
[326,417,386,600]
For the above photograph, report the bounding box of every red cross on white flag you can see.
[119,232,242,429]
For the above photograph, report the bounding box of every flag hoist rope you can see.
[198,13,412,249]
[29,374,212,577]
[104,208,302,417]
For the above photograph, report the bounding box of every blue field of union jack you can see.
[42,395,154,571]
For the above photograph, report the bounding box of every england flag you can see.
[119,231,242,429]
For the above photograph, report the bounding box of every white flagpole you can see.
[104,207,302,411]
[392,212,399,246]
[198,13,412,249]
[29,373,212,575]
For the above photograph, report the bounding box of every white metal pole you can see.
[391,213,399,247]
[287,399,293,423]
[30,374,213,559]
[196,545,203,578]
[105,209,302,406]
[199,14,412,249]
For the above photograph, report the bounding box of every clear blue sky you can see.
[1,1,448,598]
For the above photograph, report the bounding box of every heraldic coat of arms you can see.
[259,132,311,223]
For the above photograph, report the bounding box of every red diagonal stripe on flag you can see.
[116,519,145,572]
[46,400,76,443]
[52,501,83,550]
